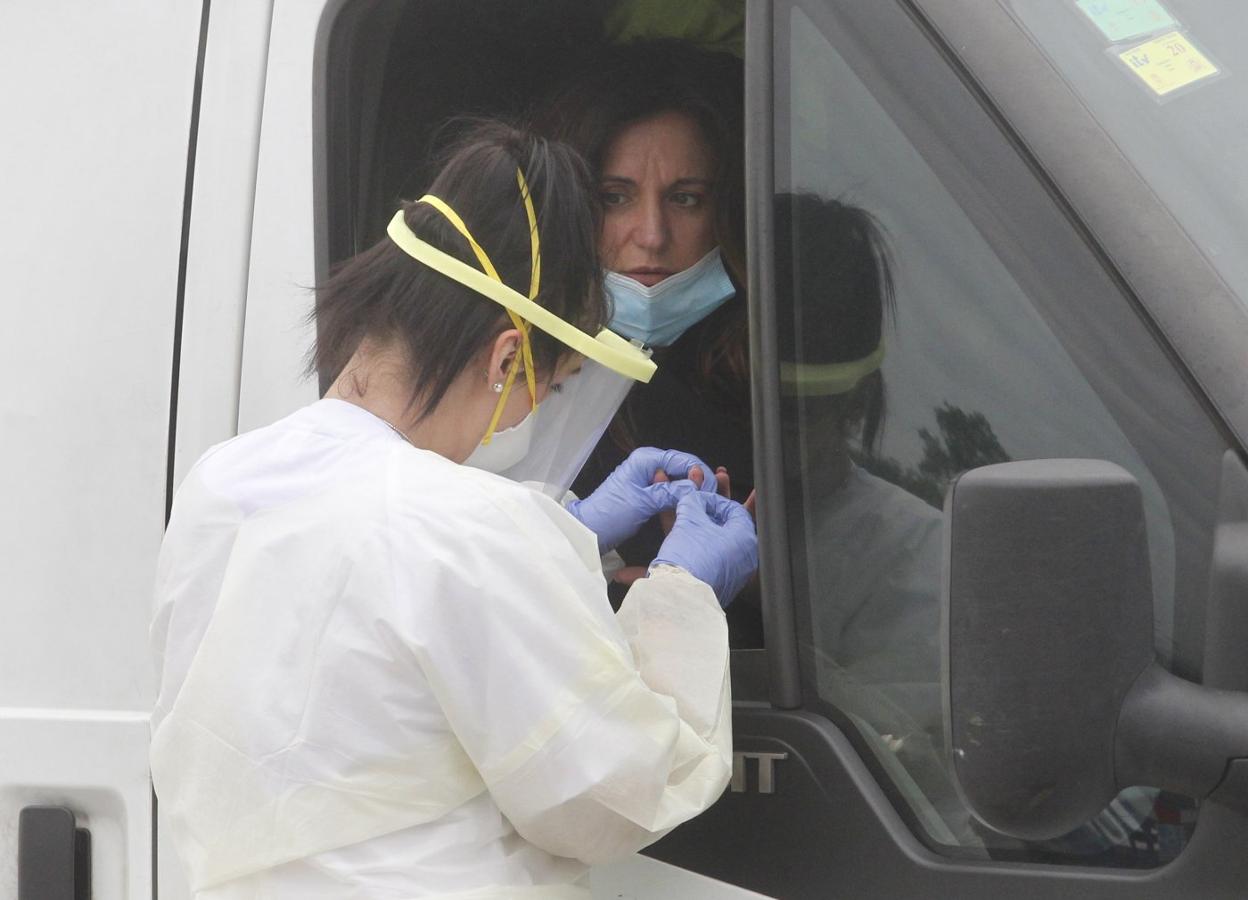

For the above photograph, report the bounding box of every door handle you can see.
[18,806,91,900]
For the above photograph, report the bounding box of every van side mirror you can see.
[943,459,1248,840]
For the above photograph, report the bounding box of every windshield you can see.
[1005,0,1248,313]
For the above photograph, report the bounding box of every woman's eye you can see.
[670,192,703,208]
[600,191,628,207]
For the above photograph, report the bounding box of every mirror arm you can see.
[1116,661,1248,808]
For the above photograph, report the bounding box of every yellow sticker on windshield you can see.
[1119,32,1218,96]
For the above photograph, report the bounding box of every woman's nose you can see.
[631,198,670,252]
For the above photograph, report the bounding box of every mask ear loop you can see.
[514,167,541,397]
[417,173,542,444]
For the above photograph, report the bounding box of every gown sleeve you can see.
[389,470,732,866]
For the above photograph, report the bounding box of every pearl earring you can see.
[491,382,504,393]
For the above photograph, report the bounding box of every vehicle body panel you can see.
[0,4,202,898]
[4,0,1247,897]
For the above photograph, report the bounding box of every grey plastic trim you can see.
[943,460,1154,839]
[1117,661,1248,803]
[19,806,85,900]
[1210,758,1248,813]
[729,648,770,702]
[656,707,1248,897]
[1204,451,1248,693]
[745,0,802,711]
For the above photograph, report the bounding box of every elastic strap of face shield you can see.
[386,190,656,383]
[415,169,541,444]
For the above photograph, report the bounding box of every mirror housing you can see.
[943,459,1154,839]
[944,458,1248,840]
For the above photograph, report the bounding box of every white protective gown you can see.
[150,398,732,899]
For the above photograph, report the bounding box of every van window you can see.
[774,0,1225,867]
[322,1,763,652]
[323,0,606,270]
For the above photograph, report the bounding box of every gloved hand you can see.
[566,447,717,553]
[651,491,758,608]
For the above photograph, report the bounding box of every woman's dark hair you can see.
[536,41,748,388]
[775,193,897,454]
[311,120,605,419]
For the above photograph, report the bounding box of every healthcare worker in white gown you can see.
[149,122,758,899]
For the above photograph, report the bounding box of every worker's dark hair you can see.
[310,120,605,419]
[775,193,896,454]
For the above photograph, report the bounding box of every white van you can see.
[5,1,1248,898]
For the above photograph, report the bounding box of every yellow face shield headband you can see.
[779,340,885,397]
[386,175,655,445]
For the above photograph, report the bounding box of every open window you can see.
[320,0,610,270]
[318,0,765,657]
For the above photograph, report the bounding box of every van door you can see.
[166,1,1248,897]
[170,3,764,897]
[647,0,1248,896]
[0,3,203,899]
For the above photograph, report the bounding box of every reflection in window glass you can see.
[778,1,1222,867]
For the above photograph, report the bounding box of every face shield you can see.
[487,358,639,496]
[385,172,655,494]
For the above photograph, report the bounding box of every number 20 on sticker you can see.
[1119,31,1219,96]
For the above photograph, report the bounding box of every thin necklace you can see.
[381,419,414,447]
[333,395,416,447]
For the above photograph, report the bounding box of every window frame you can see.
[744,0,805,709]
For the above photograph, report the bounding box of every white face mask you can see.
[463,404,539,473]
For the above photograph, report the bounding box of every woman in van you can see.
[534,42,763,635]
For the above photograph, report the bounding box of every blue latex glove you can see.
[566,446,717,553]
[651,491,758,608]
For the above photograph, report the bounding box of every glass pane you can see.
[1006,0,1248,317]
[777,0,1224,866]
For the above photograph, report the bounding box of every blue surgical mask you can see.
[604,247,736,347]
